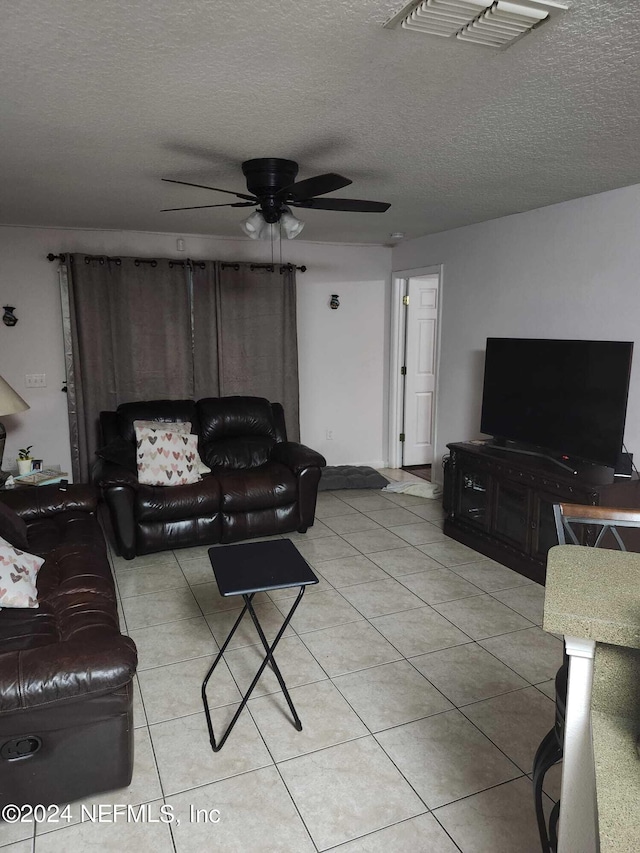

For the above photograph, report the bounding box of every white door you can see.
[403,274,439,466]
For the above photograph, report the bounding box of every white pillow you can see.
[133,419,211,475]
[135,427,202,487]
[0,535,44,609]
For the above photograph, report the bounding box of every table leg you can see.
[201,595,253,750]
[245,587,306,732]
[202,587,307,751]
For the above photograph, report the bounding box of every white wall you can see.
[0,226,391,476]
[393,183,640,481]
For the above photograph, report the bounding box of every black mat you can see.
[318,465,389,491]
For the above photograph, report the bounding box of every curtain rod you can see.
[47,253,206,268]
[47,254,306,273]
[220,263,307,273]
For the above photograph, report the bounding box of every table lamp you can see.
[0,373,29,472]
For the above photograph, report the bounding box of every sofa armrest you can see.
[0,635,137,713]
[100,476,138,559]
[96,461,140,491]
[270,442,326,474]
[0,484,98,522]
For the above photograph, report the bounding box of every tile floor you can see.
[2,474,564,853]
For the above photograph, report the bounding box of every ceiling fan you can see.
[161,158,391,238]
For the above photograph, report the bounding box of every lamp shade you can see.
[240,208,305,240]
[240,210,265,239]
[0,374,29,417]
[280,209,305,239]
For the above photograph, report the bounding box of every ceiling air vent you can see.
[384,0,568,49]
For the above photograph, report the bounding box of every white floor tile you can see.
[248,679,368,761]
[150,710,272,795]
[278,737,426,850]
[167,766,315,852]
[332,813,459,853]
[434,776,549,853]
[92,485,563,852]
[376,710,521,809]
[333,659,453,732]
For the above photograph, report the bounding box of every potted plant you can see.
[17,446,33,476]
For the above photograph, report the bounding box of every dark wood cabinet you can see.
[443,442,640,584]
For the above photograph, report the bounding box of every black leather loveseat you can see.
[0,485,137,808]
[96,396,326,559]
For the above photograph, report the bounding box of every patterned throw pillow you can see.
[133,420,211,475]
[135,426,202,486]
[0,535,44,609]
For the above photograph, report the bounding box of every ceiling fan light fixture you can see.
[240,208,305,240]
[240,210,272,240]
[280,208,305,239]
[240,210,263,238]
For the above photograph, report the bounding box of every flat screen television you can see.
[480,338,633,469]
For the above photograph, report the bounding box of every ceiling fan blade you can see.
[278,173,352,200]
[162,178,256,202]
[161,202,256,212]
[292,197,391,213]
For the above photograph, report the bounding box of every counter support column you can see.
[559,636,598,853]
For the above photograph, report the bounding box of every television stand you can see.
[444,441,640,584]
[490,442,577,475]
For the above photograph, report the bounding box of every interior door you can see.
[403,274,439,466]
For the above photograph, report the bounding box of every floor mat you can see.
[318,466,390,491]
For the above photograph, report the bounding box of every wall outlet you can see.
[25,373,46,388]
[326,429,334,440]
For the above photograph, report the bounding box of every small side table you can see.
[202,539,318,752]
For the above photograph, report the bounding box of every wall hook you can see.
[2,306,18,327]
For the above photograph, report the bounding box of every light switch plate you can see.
[25,373,46,388]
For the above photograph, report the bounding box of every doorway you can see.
[388,266,442,472]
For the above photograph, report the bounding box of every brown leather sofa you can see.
[0,485,137,808]
[96,396,326,559]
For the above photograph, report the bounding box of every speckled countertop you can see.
[544,545,640,853]
[592,643,640,853]
[544,545,640,649]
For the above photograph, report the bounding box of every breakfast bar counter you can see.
[543,545,640,853]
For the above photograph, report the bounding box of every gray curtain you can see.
[61,255,300,481]
[63,255,192,481]
[192,262,300,440]
[191,261,220,400]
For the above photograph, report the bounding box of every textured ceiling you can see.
[2,1,640,244]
